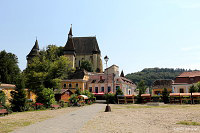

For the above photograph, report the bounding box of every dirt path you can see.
[11,104,105,133]
[79,104,200,133]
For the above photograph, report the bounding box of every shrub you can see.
[0,90,6,106]
[69,94,79,106]
[36,88,55,108]
[162,88,169,103]
[104,93,115,104]
[59,100,65,107]
[81,90,95,102]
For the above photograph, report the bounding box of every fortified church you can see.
[27,26,103,73]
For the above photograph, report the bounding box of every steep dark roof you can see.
[120,70,125,77]
[72,37,101,55]
[63,27,75,55]
[27,39,40,58]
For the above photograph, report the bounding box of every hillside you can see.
[125,68,194,87]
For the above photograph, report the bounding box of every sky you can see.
[1,0,200,75]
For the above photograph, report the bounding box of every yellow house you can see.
[61,69,90,93]
[0,83,36,104]
[152,80,173,95]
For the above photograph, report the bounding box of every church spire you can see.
[120,70,125,77]
[26,38,40,63]
[64,25,76,55]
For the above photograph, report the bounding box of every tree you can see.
[137,80,147,95]
[36,88,55,107]
[24,46,73,93]
[195,82,200,92]
[125,68,190,87]
[162,88,169,104]
[0,90,6,106]
[10,74,28,112]
[136,80,147,103]
[0,50,20,84]
[189,85,197,93]
[80,60,93,72]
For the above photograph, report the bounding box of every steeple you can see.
[64,25,76,56]
[120,70,125,77]
[27,39,40,59]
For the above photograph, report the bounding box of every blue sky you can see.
[1,0,200,75]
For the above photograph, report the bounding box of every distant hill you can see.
[125,68,196,87]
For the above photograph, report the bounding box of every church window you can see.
[63,84,67,88]
[76,83,78,88]
[89,87,92,92]
[69,83,72,88]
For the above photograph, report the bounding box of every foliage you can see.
[162,88,169,103]
[24,45,73,93]
[36,88,55,108]
[69,94,79,106]
[9,75,28,112]
[75,88,81,95]
[0,50,20,84]
[126,68,191,87]
[104,93,115,104]
[136,80,148,103]
[195,82,200,92]
[0,90,6,106]
[81,90,95,101]
[189,85,197,93]
[80,60,93,72]
[116,87,123,96]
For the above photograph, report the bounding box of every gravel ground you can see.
[11,104,105,133]
[0,107,79,133]
[79,104,200,133]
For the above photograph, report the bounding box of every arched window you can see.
[69,83,72,88]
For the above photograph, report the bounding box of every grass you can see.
[177,121,200,126]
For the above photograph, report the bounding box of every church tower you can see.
[26,39,40,65]
[63,25,76,68]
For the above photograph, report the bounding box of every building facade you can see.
[152,79,173,95]
[87,65,137,95]
[27,26,103,73]
[172,71,200,93]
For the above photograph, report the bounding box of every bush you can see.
[36,88,56,108]
[59,100,65,107]
[162,88,169,103]
[69,94,79,106]
[81,90,96,102]
[0,90,6,106]
[104,93,115,104]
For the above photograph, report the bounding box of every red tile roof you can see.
[177,71,200,78]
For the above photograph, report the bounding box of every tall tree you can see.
[10,74,28,112]
[80,60,93,72]
[0,50,20,84]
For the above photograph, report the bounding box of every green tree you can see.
[162,88,169,104]
[136,80,147,103]
[10,75,28,112]
[80,60,93,72]
[189,84,197,93]
[36,88,55,107]
[0,90,6,106]
[195,82,200,92]
[0,50,20,84]
[75,88,81,95]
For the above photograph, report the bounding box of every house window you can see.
[128,90,131,95]
[95,87,98,93]
[180,88,184,93]
[101,87,104,92]
[76,83,78,88]
[116,86,120,90]
[108,86,111,93]
[89,87,92,92]
[63,84,67,88]
[69,83,72,88]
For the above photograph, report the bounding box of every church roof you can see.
[27,39,40,58]
[72,37,101,55]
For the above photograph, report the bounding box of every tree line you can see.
[125,68,196,87]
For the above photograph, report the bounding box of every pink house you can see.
[87,65,137,95]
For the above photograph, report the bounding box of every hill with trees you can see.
[125,68,195,87]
